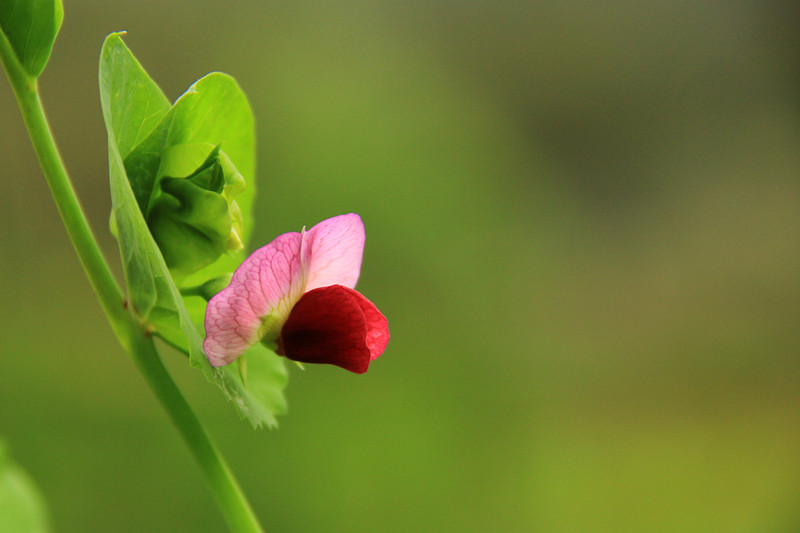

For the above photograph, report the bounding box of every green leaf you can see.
[123,71,256,248]
[99,32,287,428]
[116,67,256,289]
[0,440,51,533]
[0,0,63,79]
[98,31,170,162]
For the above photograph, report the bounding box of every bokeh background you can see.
[2,2,800,531]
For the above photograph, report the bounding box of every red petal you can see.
[279,285,389,374]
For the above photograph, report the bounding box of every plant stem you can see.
[1,34,264,533]
[0,31,129,339]
[127,329,265,533]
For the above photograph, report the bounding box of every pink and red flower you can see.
[203,214,389,373]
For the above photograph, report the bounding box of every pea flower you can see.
[203,214,389,374]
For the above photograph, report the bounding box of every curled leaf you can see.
[148,145,245,277]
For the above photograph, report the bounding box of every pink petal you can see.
[204,232,306,366]
[279,285,389,374]
[302,213,365,292]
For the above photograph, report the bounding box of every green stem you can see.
[1,33,264,533]
[0,31,128,340]
[127,329,264,533]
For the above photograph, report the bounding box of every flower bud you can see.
[147,144,246,277]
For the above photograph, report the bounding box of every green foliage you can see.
[0,440,50,533]
[99,32,286,428]
[0,0,63,79]
[105,39,255,282]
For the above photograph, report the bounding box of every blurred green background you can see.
[2,2,800,531]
